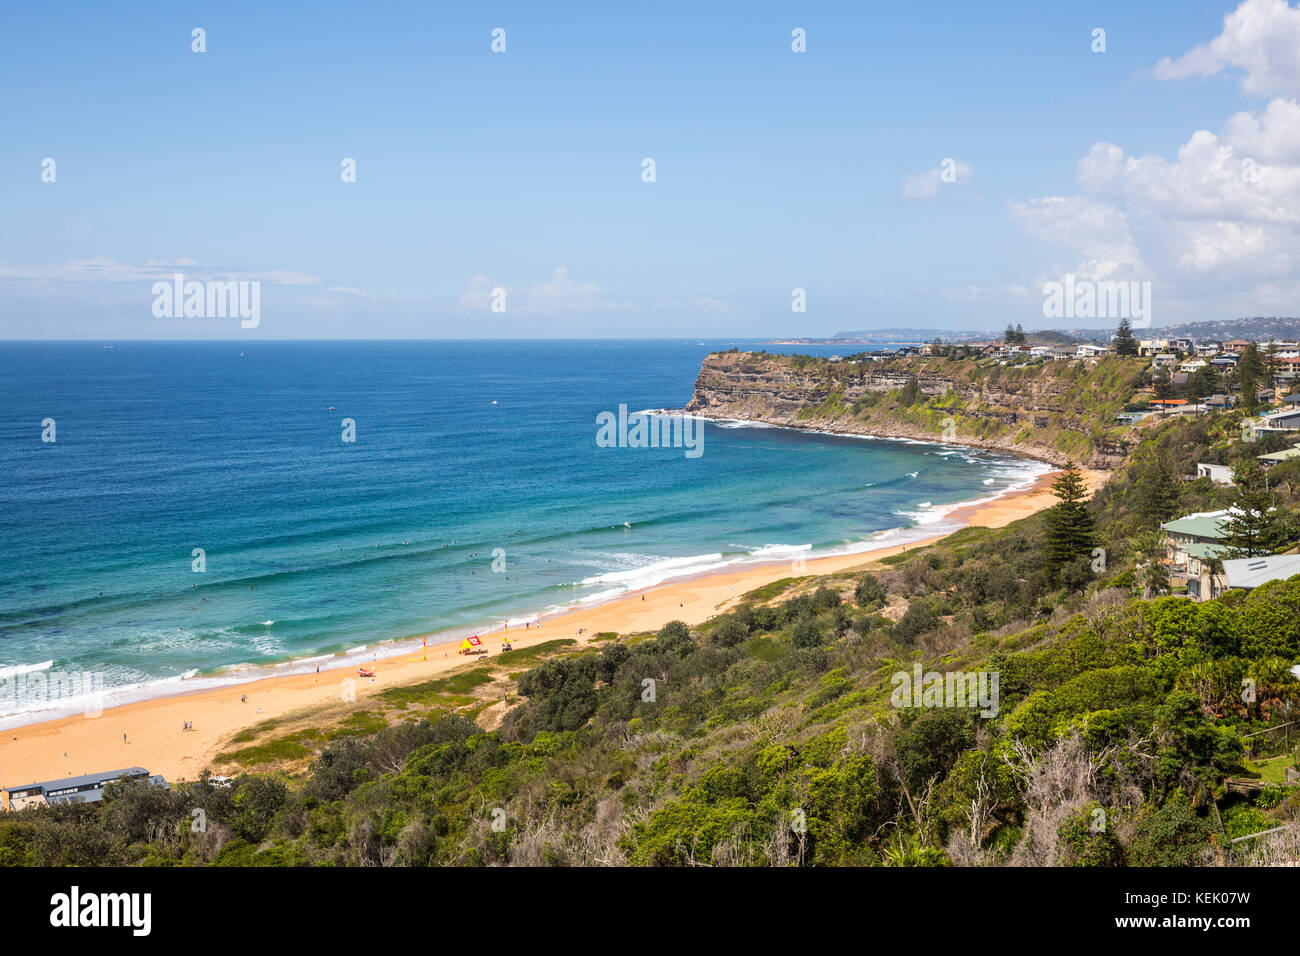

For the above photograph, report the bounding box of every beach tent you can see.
[459,635,484,654]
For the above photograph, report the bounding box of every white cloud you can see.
[685,296,744,314]
[458,274,505,310]
[902,159,973,199]
[525,266,613,313]
[459,267,631,315]
[1222,97,1300,163]
[1153,0,1300,97]
[0,257,375,319]
[1013,74,1300,300]
[942,284,1032,302]
[1010,194,1146,283]
[0,257,324,287]
[654,296,746,315]
[1113,0,1300,304]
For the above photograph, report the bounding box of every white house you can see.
[1195,462,1234,485]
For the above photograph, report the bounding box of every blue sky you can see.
[2,0,1296,338]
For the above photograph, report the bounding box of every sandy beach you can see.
[0,467,1107,789]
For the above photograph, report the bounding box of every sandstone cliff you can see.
[683,351,1142,469]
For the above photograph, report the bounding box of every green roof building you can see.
[1162,512,1233,601]
[1258,443,1300,467]
[1161,511,1231,543]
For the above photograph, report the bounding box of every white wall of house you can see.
[1196,463,1234,485]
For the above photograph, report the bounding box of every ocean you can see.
[0,340,1048,724]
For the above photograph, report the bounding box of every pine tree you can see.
[1132,529,1169,598]
[1153,367,1174,400]
[1264,341,1279,385]
[1113,317,1138,356]
[1187,363,1218,402]
[1220,461,1289,557]
[1044,462,1096,579]
[1135,450,1179,523]
[1238,342,1262,414]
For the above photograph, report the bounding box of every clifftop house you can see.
[1258,442,1300,467]
[1161,511,1232,601]
[1195,462,1234,485]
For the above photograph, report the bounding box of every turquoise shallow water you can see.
[0,340,1046,723]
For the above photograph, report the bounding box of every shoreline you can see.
[0,466,1107,789]
[0,430,1052,730]
[675,407,1089,469]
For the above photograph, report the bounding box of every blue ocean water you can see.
[0,340,1045,721]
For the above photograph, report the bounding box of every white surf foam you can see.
[0,660,53,680]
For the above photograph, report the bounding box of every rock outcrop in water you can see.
[683,351,1142,469]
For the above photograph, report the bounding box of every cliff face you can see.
[684,352,1140,469]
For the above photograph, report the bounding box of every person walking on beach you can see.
[122,733,127,744]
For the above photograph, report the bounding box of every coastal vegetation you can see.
[4,349,1300,868]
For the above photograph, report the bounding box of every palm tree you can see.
[1204,554,1226,601]
[1133,530,1170,598]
